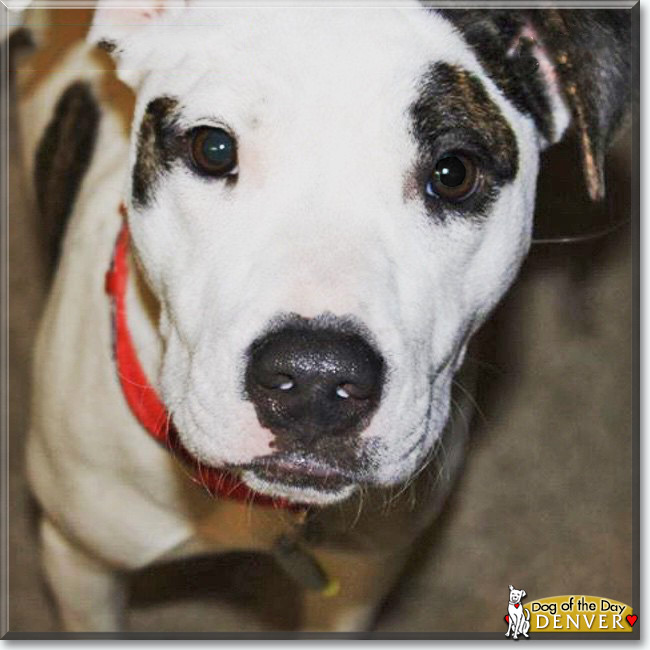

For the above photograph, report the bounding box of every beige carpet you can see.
[7,50,634,635]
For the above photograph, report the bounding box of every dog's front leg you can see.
[300,547,405,632]
[40,517,126,632]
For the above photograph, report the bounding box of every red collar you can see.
[105,205,296,510]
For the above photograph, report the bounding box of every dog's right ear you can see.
[509,585,514,591]
[87,0,189,88]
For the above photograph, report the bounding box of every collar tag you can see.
[272,535,339,596]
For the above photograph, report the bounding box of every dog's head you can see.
[509,585,526,604]
[89,2,630,505]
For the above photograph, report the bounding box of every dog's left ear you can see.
[87,0,189,88]
[440,9,632,201]
[522,590,527,598]
[528,10,632,201]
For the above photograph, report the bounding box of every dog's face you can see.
[509,586,526,604]
[89,3,626,505]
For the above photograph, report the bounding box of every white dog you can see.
[13,2,630,633]
[506,585,531,639]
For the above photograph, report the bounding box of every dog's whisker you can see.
[153,409,171,438]
[386,438,436,507]
[226,475,246,498]
[350,485,365,529]
[450,395,472,448]
[392,432,443,505]
[195,460,212,497]
[115,372,152,391]
[462,354,503,377]
[384,482,403,510]
[381,428,434,510]
[407,480,417,511]
[452,377,487,428]
[159,412,209,488]
[383,483,399,513]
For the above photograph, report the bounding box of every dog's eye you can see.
[426,154,478,202]
[189,127,237,177]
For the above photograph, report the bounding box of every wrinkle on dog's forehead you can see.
[409,62,519,219]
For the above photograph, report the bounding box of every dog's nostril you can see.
[258,372,295,391]
[245,324,385,439]
[336,382,372,400]
[336,384,351,399]
[278,377,294,391]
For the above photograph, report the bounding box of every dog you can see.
[12,2,630,633]
[506,585,530,639]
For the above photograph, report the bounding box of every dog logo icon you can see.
[505,585,531,639]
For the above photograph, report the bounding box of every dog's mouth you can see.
[236,454,358,504]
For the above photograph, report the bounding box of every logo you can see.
[503,589,637,635]
[505,585,531,639]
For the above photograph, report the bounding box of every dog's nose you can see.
[245,326,385,441]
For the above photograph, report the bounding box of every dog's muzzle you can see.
[245,322,385,444]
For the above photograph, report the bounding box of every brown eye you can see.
[189,126,237,177]
[426,154,478,202]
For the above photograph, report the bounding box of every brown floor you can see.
[7,59,635,635]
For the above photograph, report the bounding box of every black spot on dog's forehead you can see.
[132,96,184,209]
[410,62,519,184]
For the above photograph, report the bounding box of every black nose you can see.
[245,325,385,441]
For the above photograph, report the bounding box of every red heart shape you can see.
[504,615,509,624]
[626,615,637,628]
[515,604,520,609]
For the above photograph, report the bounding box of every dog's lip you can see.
[237,454,356,491]
[249,455,343,477]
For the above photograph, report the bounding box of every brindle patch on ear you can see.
[132,96,184,209]
[34,81,100,273]
[410,62,518,220]
[526,9,631,201]
[437,10,555,143]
